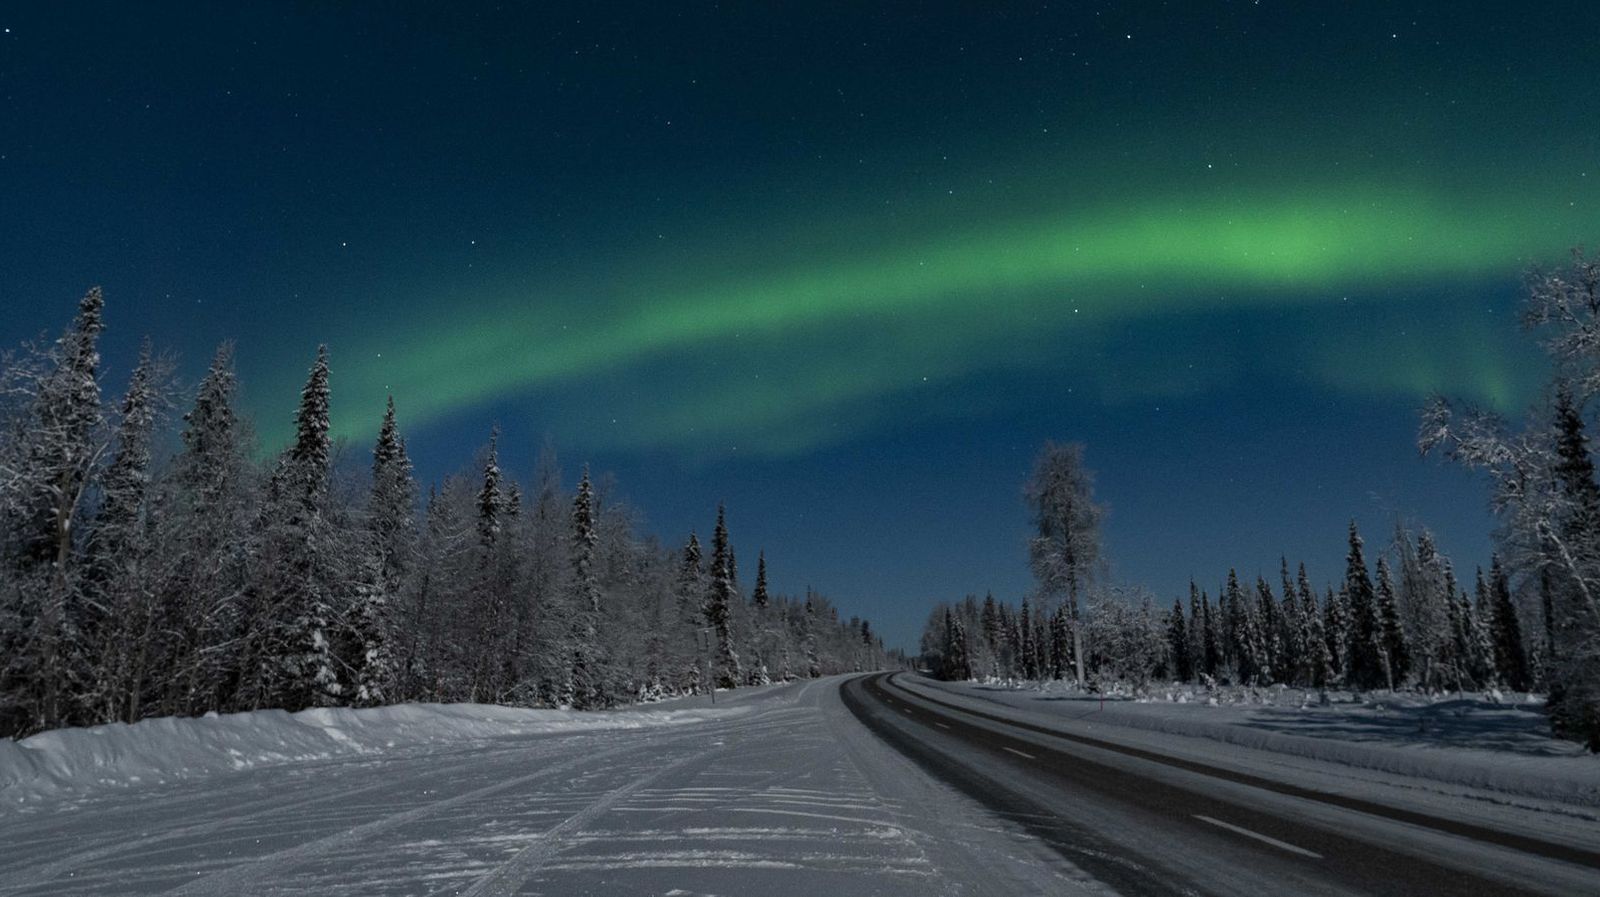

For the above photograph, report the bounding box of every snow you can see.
[903,676,1600,808]
[0,677,1091,896]
[0,700,751,805]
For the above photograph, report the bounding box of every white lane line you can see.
[1002,746,1036,760]
[902,708,914,715]
[934,722,951,730]
[1192,815,1323,859]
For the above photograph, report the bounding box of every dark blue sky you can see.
[2,3,1595,648]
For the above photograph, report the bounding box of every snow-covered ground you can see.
[0,677,1086,896]
[905,676,1600,809]
[0,697,756,806]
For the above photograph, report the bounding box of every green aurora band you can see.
[298,178,1591,455]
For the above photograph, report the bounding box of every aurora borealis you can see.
[2,2,1597,646]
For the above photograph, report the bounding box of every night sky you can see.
[2,3,1597,649]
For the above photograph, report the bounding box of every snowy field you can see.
[907,676,1600,808]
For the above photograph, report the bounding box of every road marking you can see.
[902,708,914,715]
[934,722,951,729]
[1192,815,1323,859]
[1002,746,1036,760]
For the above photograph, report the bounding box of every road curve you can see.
[841,671,1600,897]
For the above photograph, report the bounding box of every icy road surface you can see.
[0,678,1084,896]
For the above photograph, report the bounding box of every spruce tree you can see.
[1298,563,1332,687]
[1344,522,1387,690]
[350,397,413,707]
[245,345,340,712]
[6,288,106,733]
[1278,559,1304,686]
[1324,585,1350,684]
[369,396,416,580]
[803,591,821,678]
[1018,596,1037,680]
[1256,576,1282,683]
[568,466,607,708]
[1049,607,1068,680]
[1168,598,1193,682]
[157,343,249,716]
[284,347,339,709]
[1374,556,1410,688]
[1488,556,1531,692]
[83,342,160,723]
[1468,569,1499,689]
[1200,588,1220,679]
[463,430,509,701]
[674,532,706,691]
[1225,571,1261,685]
[706,504,742,689]
[752,551,770,609]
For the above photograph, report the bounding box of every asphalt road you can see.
[841,672,1600,897]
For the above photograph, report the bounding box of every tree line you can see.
[926,522,1532,696]
[923,251,1600,750]
[0,288,889,739]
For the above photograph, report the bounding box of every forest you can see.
[0,291,890,739]
[922,253,1600,750]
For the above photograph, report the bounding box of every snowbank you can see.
[905,677,1600,807]
[0,701,746,805]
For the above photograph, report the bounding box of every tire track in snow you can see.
[0,778,396,893]
[0,735,608,893]
[446,710,831,897]
[452,743,735,897]
[163,722,745,897]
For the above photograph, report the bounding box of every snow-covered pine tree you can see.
[467,429,510,701]
[1018,596,1037,680]
[567,466,609,708]
[743,550,773,685]
[706,504,743,690]
[82,342,163,724]
[1344,522,1387,691]
[752,551,770,609]
[1467,568,1498,689]
[1032,612,1050,681]
[369,397,415,582]
[523,443,567,704]
[1218,576,1239,676]
[981,592,1000,653]
[1256,576,1282,683]
[236,346,341,713]
[1200,587,1221,680]
[1,288,106,735]
[1049,606,1069,680]
[1167,598,1192,682]
[1374,556,1410,688]
[348,397,413,707]
[1223,571,1259,684]
[155,343,252,716]
[803,590,822,678]
[673,532,706,691]
[1324,584,1350,685]
[1298,563,1332,687]
[1278,558,1305,687]
[1488,556,1531,691]
[265,346,342,711]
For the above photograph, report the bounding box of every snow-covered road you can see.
[5,673,1598,895]
[0,677,1082,895]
